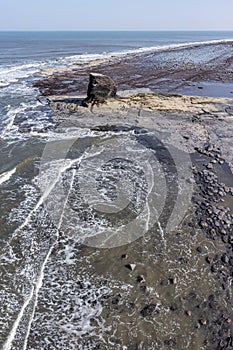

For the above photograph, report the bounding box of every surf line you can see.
[2,156,81,350]
[22,168,76,350]
[0,167,17,185]
[2,287,34,350]
[1,155,82,254]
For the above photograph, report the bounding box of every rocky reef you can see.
[37,71,233,350]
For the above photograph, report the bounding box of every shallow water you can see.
[0,125,232,349]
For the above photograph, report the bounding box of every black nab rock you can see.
[87,73,117,101]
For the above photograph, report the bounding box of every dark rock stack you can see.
[85,73,117,103]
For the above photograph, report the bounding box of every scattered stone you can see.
[221,254,229,264]
[160,279,169,286]
[170,276,178,285]
[200,220,208,228]
[222,236,228,243]
[199,319,207,325]
[186,310,192,317]
[140,303,159,317]
[196,246,203,253]
[170,303,178,311]
[207,145,213,152]
[121,254,128,260]
[140,284,147,292]
[205,256,212,264]
[151,298,162,306]
[211,264,218,273]
[209,300,218,310]
[138,275,146,283]
[210,228,216,236]
[206,163,213,170]
[164,336,177,346]
[125,263,136,271]
[111,294,121,305]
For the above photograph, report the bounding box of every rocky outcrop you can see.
[86,73,117,101]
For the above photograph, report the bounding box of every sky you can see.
[0,0,233,31]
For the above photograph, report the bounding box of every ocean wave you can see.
[58,38,233,65]
[0,96,55,141]
[0,62,47,87]
[121,37,233,55]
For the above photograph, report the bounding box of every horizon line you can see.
[0,29,233,32]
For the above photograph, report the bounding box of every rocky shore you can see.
[34,42,233,98]
[45,90,233,349]
[48,91,233,172]
[34,49,233,348]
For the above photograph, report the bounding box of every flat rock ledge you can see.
[47,91,233,173]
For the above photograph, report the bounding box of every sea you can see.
[0,31,233,350]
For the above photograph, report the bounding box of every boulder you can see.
[86,73,117,101]
[121,254,128,260]
[140,304,159,318]
[125,263,136,271]
[137,275,146,283]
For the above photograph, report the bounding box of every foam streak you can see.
[2,156,82,350]
[2,288,34,350]
[0,167,16,185]
[22,169,77,350]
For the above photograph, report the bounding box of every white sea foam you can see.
[3,149,90,349]
[1,112,17,137]
[5,157,80,246]
[22,232,59,350]
[2,288,35,350]
[1,98,54,140]
[0,82,10,87]
[0,62,46,86]
[20,167,77,350]
[0,63,43,76]
[1,152,86,348]
[0,167,17,185]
